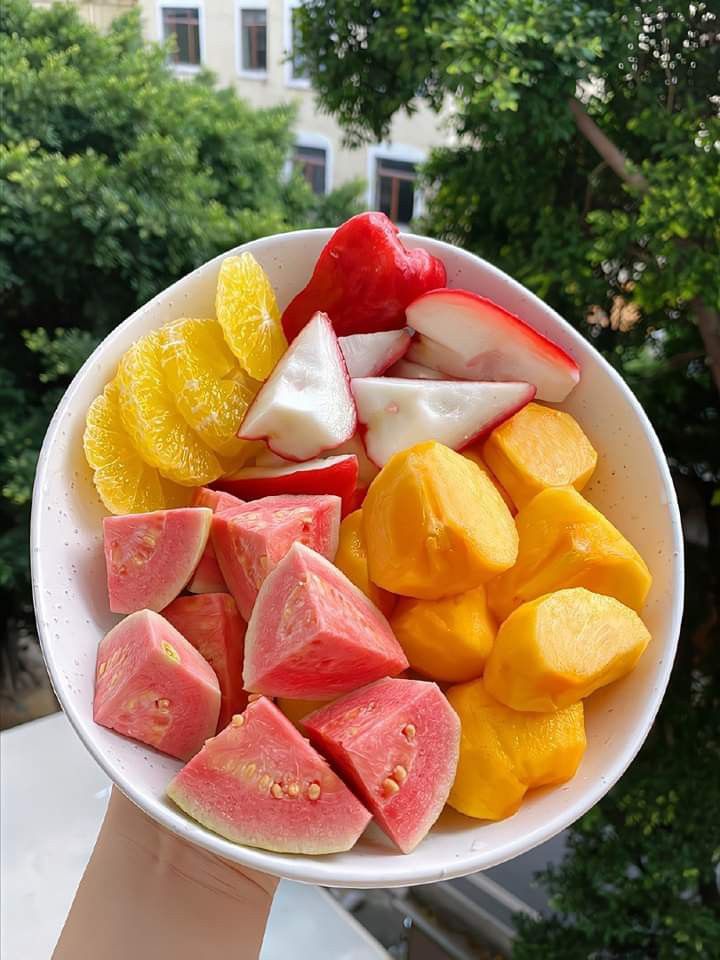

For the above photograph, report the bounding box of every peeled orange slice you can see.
[216,253,287,380]
[117,330,222,486]
[84,380,190,514]
[159,317,260,463]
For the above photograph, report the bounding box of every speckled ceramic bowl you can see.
[31,229,683,888]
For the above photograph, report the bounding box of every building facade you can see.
[33,0,449,225]
[140,0,447,224]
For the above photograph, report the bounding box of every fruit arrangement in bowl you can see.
[32,213,682,885]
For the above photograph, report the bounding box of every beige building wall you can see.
[139,0,448,212]
[33,0,136,32]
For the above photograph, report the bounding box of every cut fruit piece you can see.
[482,402,597,510]
[304,677,460,853]
[168,696,371,853]
[334,510,396,618]
[159,316,260,461]
[390,586,496,684]
[191,487,245,513]
[212,494,341,620]
[352,377,535,467]
[461,446,516,515]
[104,508,212,614]
[363,442,518,600]
[487,486,653,622]
[339,329,412,378]
[277,697,332,731]
[238,312,357,461]
[84,379,189,514]
[215,455,359,515]
[162,593,248,731]
[332,433,380,489]
[94,609,220,761]
[186,487,245,594]
[446,679,585,821]
[484,588,651,712]
[406,289,580,402]
[117,330,222,486]
[244,542,408,698]
[385,359,450,380]
[281,212,447,340]
[216,253,287,381]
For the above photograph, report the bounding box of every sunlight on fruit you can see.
[159,316,261,461]
[216,253,287,381]
[117,330,223,486]
[83,379,190,514]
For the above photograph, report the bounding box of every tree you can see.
[0,0,361,675]
[295,2,719,956]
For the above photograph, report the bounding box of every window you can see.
[162,7,201,66]
[375,157,417,225]
[289,6,308,81]
[240,8,267,72]
[294,144,326,195]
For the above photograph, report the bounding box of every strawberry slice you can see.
[214,454,359,514]
[339,329,412,378]
[238,312,356,461]
[385,358,451,380]
[406,289,580,402]
[352,377,535,467]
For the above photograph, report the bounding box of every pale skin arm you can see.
[53,787,278,960]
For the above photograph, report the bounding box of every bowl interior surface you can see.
[32,229,683,888]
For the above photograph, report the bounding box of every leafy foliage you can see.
[295,1,719,955]
[0,0,360,638]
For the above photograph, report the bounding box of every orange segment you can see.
[216,253,287,381]
[84,380,189,514]
[159,317,260,462]
[117,330,222,486]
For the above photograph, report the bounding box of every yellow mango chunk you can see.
[447,679,586,821]
[391,587,496,683]
[276,698,331,731]
[485,588,651,712]
[487,486,652,622]
[363,441,518,600]
[334,510,396,617]
[483,402,598,509]
[461,447,516,514]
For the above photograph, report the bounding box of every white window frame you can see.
[367,142,427,224]
[283,0,311,89]
[235,1,269,80]
[287,131,333,195]
[157,0,205,75]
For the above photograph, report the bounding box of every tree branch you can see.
[569,98,649,190]
[691,297,720,395]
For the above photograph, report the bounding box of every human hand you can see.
[53,787,278,960]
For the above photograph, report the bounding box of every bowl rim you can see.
[31,227,684,887]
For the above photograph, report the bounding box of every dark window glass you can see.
[290,8,308,80]
[162,7,201,66]
[294,145,326,195]
[241,9,267,71]
[376,158,417,224]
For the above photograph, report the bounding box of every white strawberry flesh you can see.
[385,358,451,380]
[238,312,357,461]
[406,289,580,402]
[351,377,535,467]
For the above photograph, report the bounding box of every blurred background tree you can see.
[295,0,720,955]
[0,0,361,679]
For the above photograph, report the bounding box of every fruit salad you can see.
[84,212,654,856]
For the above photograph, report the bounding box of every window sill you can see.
[238,69,269,81]
[171,63,202,75]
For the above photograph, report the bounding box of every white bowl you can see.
[31,229,683,888]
